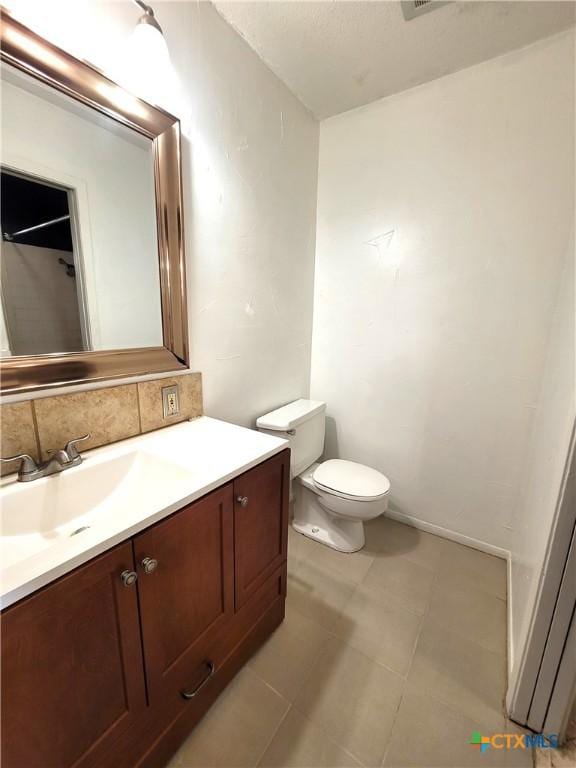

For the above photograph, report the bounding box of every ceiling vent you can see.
[401,1,449,21]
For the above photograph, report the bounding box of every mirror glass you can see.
[0,65,163,357]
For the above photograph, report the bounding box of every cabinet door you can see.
[134,484,234,703]
[1,542,146,768]
[234,449,290,609]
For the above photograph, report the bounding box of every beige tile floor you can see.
[167,517,533,768]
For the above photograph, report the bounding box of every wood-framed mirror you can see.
[0,10,188,395]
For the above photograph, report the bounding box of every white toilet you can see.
[257,399,390,552]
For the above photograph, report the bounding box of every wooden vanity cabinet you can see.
[0,449,290,768]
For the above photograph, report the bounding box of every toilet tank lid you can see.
[256,399,326,431]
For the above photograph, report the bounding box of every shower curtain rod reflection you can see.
[3,214,70,241]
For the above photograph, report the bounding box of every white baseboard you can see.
[507,552,514,679]
[384,507,515,687]
[384,508,510,560]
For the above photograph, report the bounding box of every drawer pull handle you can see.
[236,495,249,508]
[180,661,215,700]
[141,557,158,574]
[121,570,138,587]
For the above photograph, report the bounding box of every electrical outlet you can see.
[162,385,180,419]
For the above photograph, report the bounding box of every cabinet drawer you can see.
[132,594,287,768]
[158,563,287,722]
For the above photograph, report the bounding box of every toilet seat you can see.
[312,459,390,502]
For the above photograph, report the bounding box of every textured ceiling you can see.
[213,1,576,119]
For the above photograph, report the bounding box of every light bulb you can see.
[129,21,170,72]
[116,13,175,109]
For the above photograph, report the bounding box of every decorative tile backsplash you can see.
[33,385,141,462]
[1,401,39,473]
[138,374,203,433]
[0,372,202,475]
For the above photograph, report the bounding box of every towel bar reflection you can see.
[3,214,70,241]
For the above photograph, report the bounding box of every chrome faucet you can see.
[1,434,91,482]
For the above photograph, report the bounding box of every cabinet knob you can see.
[121,569,138,587]
[236,495,249,508]
[141,557,158,574]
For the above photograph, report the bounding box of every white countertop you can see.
[0,417,288,610]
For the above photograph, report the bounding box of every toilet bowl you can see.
[294,461,390,552]
[257,399,391,553]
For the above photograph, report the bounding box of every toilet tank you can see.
[256,399,326,477]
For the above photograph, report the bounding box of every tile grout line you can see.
[252,703,292,768]
[287,578,403,768]
[398,631,510,736]
[403,551,442,682]
[398,541,509,731]
[135,382,143,434]
[29,399,42,459]
[248,633,329,704]
[379,547,444,768]
[291,532,439,679]
[288,699,369,768]
[282,573,371,766]
[293,548,376,590]
[356,570,433,621]
[422,551,510,730]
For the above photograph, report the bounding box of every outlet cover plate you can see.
[162,384,180,419]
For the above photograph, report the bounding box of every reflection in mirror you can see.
[1,170,85,355]
[0,63,164,358]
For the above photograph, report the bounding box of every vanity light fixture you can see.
[123,0,174,106]
[130,0,170,63]
[132,1,166,41]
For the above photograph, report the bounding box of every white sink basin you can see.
[0,417,288,610]
[0,450,192,569]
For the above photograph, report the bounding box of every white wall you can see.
[2,76,162,351]
[4,0,319,424]
[509,229,575,683]
[167,2,319,426]
[311,31,575,552]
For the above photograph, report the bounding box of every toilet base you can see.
[292,519,365,553]
[292,484,366,552]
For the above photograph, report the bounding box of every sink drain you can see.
[70,525,91,537]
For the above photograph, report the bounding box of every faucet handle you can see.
[64,433,91,460]
[1,453,39,477]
